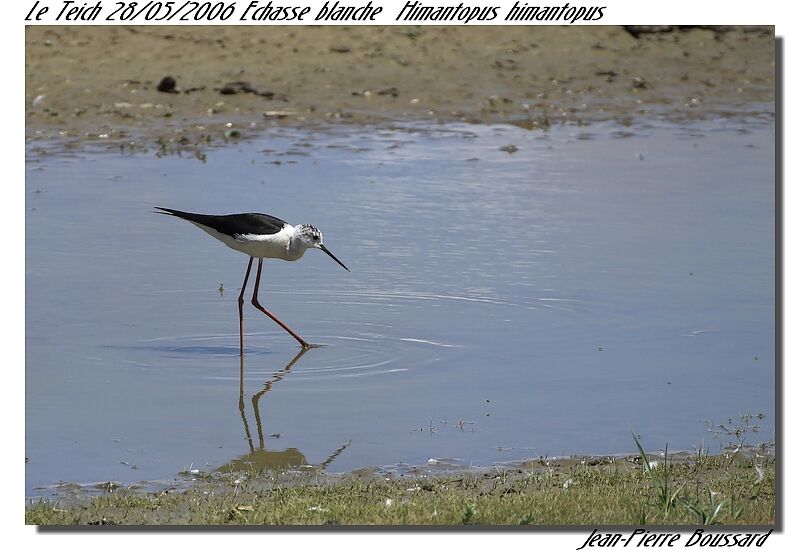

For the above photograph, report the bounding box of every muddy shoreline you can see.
[28,451,776,525]
[26,25,774,146]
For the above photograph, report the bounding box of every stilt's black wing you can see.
[154,207,288,236]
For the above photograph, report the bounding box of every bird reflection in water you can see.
[219,348,350,473]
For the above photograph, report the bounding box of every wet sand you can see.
[25,26,774,143]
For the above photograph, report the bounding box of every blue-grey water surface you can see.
[25,119,775,496]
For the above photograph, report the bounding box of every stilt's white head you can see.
[293,224,349,271]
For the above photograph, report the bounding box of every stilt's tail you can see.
[153,207,210,225]
[154,206,188,218]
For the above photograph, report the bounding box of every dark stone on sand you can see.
[623,26,677,38]
[157,76,177,93]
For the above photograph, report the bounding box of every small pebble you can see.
[157,76,177,93]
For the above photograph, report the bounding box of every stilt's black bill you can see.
[320,244,349,271]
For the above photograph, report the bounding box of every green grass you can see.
[26,452,775,526]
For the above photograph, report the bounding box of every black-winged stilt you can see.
[155,207,349,353]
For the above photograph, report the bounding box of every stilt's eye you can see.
[313,235,320,242]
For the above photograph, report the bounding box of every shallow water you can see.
[25,118,775,496]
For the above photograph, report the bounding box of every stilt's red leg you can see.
[238,257,254,356]
[251,258,310,348]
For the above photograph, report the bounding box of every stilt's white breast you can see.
[190,221,297,259]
